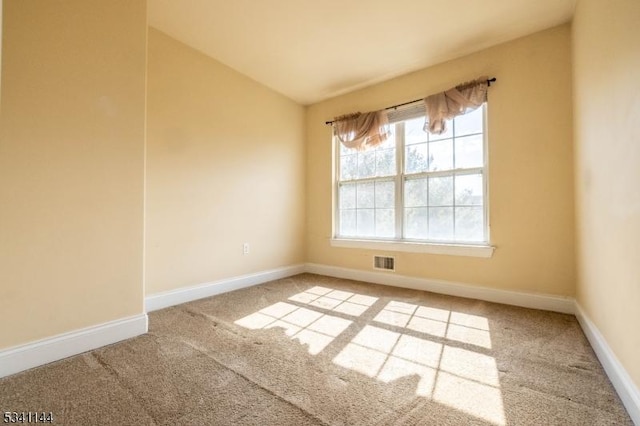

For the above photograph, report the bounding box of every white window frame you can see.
[332,103,494,258]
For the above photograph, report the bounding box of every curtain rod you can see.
[324,77,496,125]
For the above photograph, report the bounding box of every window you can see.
[335,104,489,248]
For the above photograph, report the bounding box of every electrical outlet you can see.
[243,243,250,255]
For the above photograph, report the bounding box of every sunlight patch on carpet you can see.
[333,302,505,426]
[288,286,378,317]
[235,289,505,425]
[374,301,492,349]
[235,301,353,355]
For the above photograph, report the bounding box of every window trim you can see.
[332,103,494,257]
[330,238,495,258]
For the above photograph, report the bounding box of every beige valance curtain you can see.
[424,77,488,134]
[331,76,490,150]
[332,111,391,151]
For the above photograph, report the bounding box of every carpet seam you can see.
[91,352,161,426]
[509,379,629,418]
[179,337,330,426]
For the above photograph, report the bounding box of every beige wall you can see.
[0,0,147,349]
[573,0,640,388]
[145,29,306,295]
[1,0,3,110]
[306,25,575,296]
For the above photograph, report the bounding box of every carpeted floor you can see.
[0,274,633,425]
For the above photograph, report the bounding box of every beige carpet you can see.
[0,274,633,425]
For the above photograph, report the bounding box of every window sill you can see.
[330,238,495,258]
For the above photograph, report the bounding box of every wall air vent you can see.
[373,256,395,271]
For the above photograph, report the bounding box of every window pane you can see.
[340,154,357,180]
[339,129,396,181]
[428,207,454,240]
[428,119,453,141]
[428,176,453,206]
[375,181,394,208]
[356,182,374,208]
[339,183,356,209]
[375,149,396,176]
[340,209,356,236]
[455,174,483,206]
[380,125,396,149]
[428,139,453,171]
[357,209,375,237]
[405,207,428,239]
[404,178,428,207]
[339,142,352,156]
[357,151,376,178]
[375,208,395,237]
[455,207,484,242]
[405,143,428,174]
[454,106,483,137]
[455,134,483,169]
[405,117,428,145]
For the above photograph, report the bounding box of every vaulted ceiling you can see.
[148,0,576,105]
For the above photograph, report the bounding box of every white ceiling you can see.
[148,0,575,105]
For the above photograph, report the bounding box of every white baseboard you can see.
[574,303,640,425]
[0,313,148,379]
[145,264,306,312]
[304,263,575,314]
